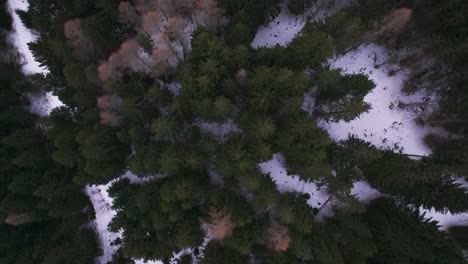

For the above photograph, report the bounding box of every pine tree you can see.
[365,198,465,264]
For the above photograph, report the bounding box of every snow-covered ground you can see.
[7,1,468,262]
[251,2,443,156]
[85,183,122,264]
[350,181,382,203]
[423,209,468,231]
[320,43,444,156]
[28,92,63,116]
[258,153,468,229]
[259,153,334,218]
[195,119,241,141]
[251,3,468,230]
[352,180,468,229]
[85,171,164,264]
[7,0,62,115]
[251,0,351,48]
[421,178,468,230]
[251,3,306,48]
[7,0,44,73]
[86,171,212,264]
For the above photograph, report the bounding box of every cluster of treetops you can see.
[0,0,467,263]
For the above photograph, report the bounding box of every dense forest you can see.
[1,0,468,263]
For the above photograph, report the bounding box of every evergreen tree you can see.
[366,198,465,264]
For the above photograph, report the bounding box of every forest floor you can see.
[7,0,468,263]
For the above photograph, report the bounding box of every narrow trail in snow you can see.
[7,0,62,116]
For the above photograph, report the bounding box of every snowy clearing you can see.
[251,2,443,156]
[252,3,466,230]
[319,43,444,156]
[251,3,306,48]
[251,0,351,48]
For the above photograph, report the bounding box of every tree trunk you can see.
[308,0,327,19]
[320,110,346,116]
[427,119,467,125]
[397,101,430,109]
[158,8,169,20]
[340,41,363,56]
[134,54,154,72]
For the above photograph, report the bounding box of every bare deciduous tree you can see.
[64,19,95,60]
[376,8,413,36]
[194,0,226,32]
[152,47,176,77]
[164,16,189,55]
[206,208,235,240]
[266,223,291,252]
[143,11,163,35]
[165,16,187,41]
[174,0,196,17]
[156,0,176,19]
[99,111,120,126]
[4,213,33,226]
[118,1,139,26]
[98,52,123,82]
[134,0,157,14]
[120,39,157,73]
[97,94,121,112]
[153,32,181,62]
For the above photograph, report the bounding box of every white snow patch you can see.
[422,209,468,230]
[347,180,468,230]
[133,229,211,264]
[257,155,468,230]
[172,229,211,264]
[85,171,158,264]
[350,181,382,203]
[122,170,159,184]
[195,119,242,141]
[347,179,468,230]
[251,0,351,48]
[134,259,163,264]
[86,171,208,264]
[419,177,468,229]
[455,177,468,190]
[85,183,123,264]
[6,0,47,74]
[302,87,317,115]
[6,0,63,115]
[319,43,442,156]
[251,3,306,48]
[258,153,332,217]
[165,82,182,96]
[28,92,64,116]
